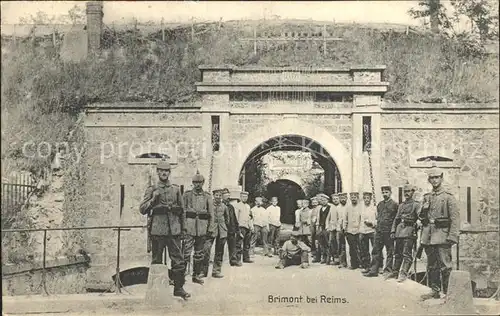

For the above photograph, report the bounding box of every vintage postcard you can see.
[1,1,499,315]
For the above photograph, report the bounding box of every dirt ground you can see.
[6,252,491,316]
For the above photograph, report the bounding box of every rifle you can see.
[146,215,152,253]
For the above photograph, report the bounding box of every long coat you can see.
[391,199,421,239]
[420,188,460,245]
[183,189,214,237]
[225,201,240,234]
[140,181,184,236]
[294,207,311,235]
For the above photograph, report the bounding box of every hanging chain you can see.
[208,123,219,193]
[363,124,377,206]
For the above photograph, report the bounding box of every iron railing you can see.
[1,225,146,295]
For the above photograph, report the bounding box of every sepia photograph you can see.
[1,1,499,315]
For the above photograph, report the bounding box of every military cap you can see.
[403,183,415,191]
[291,230,300,236]
[331,193,339,197]
[427,163,444,177]
[255,196,263,201]
[363,192,373,196]
[349,192,360,197]
[156,158,171,170]
[192,170,205,182]
[240,191,249,196]
[212,188,224,195]
[221,188,230,194]
[338,192,348,197]
[310,196,318,201]
[317,193,329,200]
[381,185,392,191]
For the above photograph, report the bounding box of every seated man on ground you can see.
[275,230,311,269]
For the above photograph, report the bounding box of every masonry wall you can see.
[82,110,203,285]
[381,111,500,288]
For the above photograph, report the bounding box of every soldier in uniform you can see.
[201,188,229,278]
[359,192,377,272]
[419,165,460,300]
[344,192,362,269]
[139,158,190,299]
[389,183,421,282]
[235,191,254,263]
[222,188,241,267]
[364,186,398,278]
[275,230,311,269]
[316,193,331,264]
[336,193,349,268]
[182,170,214,285]
[309,196,321,262]
[326,193,340,265]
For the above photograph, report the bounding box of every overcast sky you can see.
[1,1,429,25]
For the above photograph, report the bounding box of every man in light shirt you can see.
[309,196,321,262]
[326,193,340,265]
[251,196,272,257]
[235,191,254,263]
[336,192,349,268]
[344,192,362,269]
[359,192,377,272]
[267,196,281,256]
[275,230,311,269]
[295,199,312,247]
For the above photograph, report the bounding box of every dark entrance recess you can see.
[267,179,306,225]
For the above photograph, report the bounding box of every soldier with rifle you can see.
[139,158,190,300]
[182,170,215,285]
[388,183,421,283]
[419,165,460,301]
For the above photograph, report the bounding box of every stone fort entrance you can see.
[83,64,498,286]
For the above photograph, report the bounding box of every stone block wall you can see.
[82,111,203,285]
[381,112,499,288]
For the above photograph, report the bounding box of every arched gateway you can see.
[229,118,352,193]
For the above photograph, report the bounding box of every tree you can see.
[18,4,86,25]
[450,0,499,41]
[408,0,449,33]
[409,0,499,41]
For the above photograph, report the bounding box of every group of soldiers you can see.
[140,158,460,302]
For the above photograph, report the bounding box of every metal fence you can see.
[1,225,145,295]
[1,173,37,218]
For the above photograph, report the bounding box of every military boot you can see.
[420,291,440,301]
[173,279,191,300]
[397,261,411,283]
[192,275,204,285]
[441,269,451,295]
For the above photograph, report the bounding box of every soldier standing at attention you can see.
[251,196,272,257]
[364,186,398,278]
[182,170,214,285]
[235,191,254,263]
[309,196,321,262]
[336,193,349,268]
[139,158,190,299]
[326,193,340,265]
[267,197,282,256]
[420,165,460,300]
[389,183,421,282]
[295,199,312,248]
[201,189,229,279]
[316,193,331,264]
[344,192,362,270]
[359,192,377,272]
[222,188,241,267]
